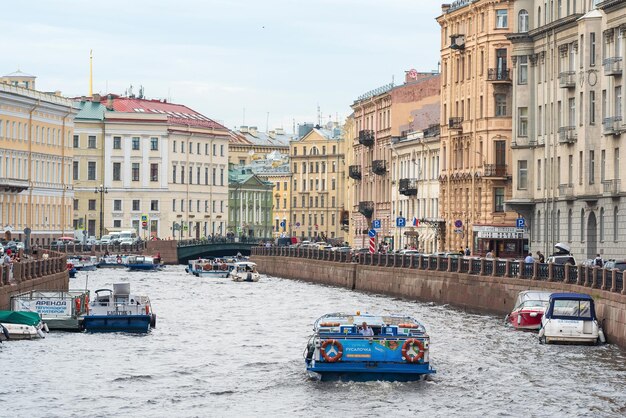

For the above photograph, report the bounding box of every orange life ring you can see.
[116,257,122,264]
[67,263,74,270]
[401,338,425,363]
[398,323,418,328]
[320,339,343,362]
[220,263,228,271]
[203,264,211,271]
[319,322,340,327]
[74,297,81,313]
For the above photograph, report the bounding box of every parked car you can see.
[100,235,112,245]
[331,246,352,253]
[398,249,421,256]
[603,260,626,271]
[546,255,576,265]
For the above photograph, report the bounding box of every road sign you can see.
[183,224,188,231]
[368,229,377,238]
[280,221,286,228]
[372,219,381,229]
[516,218,526,228]
[454,228,463,234]
[141,214,148,223]
[454,219,463,228]
[369,237,376,253]
[295,222,301,227]
[142,221,148,229]
[396,217,406,228]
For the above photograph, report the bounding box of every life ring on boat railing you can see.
[67,263,74,270]
[401,338,424,363]
[398,323,418,328]
[203,264,211,271]
[319,322,340,327]
[74,297,81,313]
[220,263,228,271]
[116,257,122,264]
[320,339,343,363]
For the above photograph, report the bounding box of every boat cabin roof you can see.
[313,312,426,332]
[234,261,256,267]
[550,292,593,301]
[516,291,552,303]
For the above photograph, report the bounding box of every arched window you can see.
[580,208,585,242]
[519,10,529,32]
[567,209,573,242]
[614,207,619,242]
[599,207,605,241]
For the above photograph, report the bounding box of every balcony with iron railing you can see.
[558,183,574,199]
[603,179,621,196]
[603,57,623,76]
[0,178,29,193]
[423,124,441,138]
[558,126,577,144]
[487,68,511,83]
[348,165,362,180]
[399,178,418,196]
[372,160,387,175]
[558,71,576,88]
[603,116,623,135]
[448,117,463,130]
[358,130,374,147]
[483,164,508,178]
[358,201,374,218]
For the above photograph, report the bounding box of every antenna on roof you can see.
[242,107,246,126]
[89,50,93,97]
[317,104,321,127]
[292,118,295,135]
[266,112,269,133]
[138,85,144,99]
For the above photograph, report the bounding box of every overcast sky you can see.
[3,0,442,132]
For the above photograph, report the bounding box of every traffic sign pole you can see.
[369,237,375,254]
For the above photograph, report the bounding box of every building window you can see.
[150,137,158,150]
[518,56,528,84]
[600,207,605,242]
[173,140,177,153]
[567,209,573,242]
[181,142,185,153]
[72,161,79,180]
[113,200,122,211]
[205,167,208,185]
[73,135,79,148]
[132,200,140,211]
[88,199,96,211]
[150,163,159,182]
[113,136,121,149]
[172,165,177,183]
[518,107,528,136]
[614,207,619,242]
[132,137,140,150]
[517,160,528,189]
[590,32,596,66]
[494,188,505,212]
[197,167,200,185]
[88,161,96,181]
[495,94,507,116]
[132,163,140,181]
[172,199,176,212]
[220,144,224,156]
[589,151,595,185]
[580,208,585,242]
[212,144,216,156]
[113,162,121,181]
[88,135,96,149]
[189,142,193,154]
[73,199,79,210]
[589,90,596,125]
[151,200,159,211]
[496,10,508,28]
[518,9,529,32]
[220,169,224,186]
[113,220,121,228]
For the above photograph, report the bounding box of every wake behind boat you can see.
[304,312,435,381]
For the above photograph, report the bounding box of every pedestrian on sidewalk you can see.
[537,251,545,263]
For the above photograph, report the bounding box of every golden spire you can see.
[89,49,93,97]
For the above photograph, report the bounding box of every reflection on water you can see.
[1,266,625,417]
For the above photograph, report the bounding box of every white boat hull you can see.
[0,323,45,341]
[540,318,601,344]
[193,270,230,278]
[231,272,260,282]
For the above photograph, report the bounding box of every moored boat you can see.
[305,312,435,381]
[67,255,98,271]
[539,293,606,345]
[98,254,130,268]
[0,311,48,341]
[186,258,232,278]
[125,255,162,271]
[11,290,90,331]
[506,290,552,330]
[230,261,260,282]
[83,283,156,333]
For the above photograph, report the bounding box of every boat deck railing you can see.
[251,247,625,295]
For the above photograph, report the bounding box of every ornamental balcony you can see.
[358,130,374,147]
[448,117,463,131]
[0,178,29,193]
[487,68,511,83]
[483,164,508,178]
[399,178,417,196]
[558,71,576,89]
[558,126,577,144]
[358,201,374,219]
[603,116,624,135]
[348,165,362,180]
[603,179,621,196]
[372,160,387,175]
[603,57,623,76]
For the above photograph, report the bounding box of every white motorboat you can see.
[0,311,48,341]
[230,262,260,282]
[539,293,605,345]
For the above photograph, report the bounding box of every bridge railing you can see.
[178,238,267,247]
[250,246,625,295]
[0,250,67,287]
[40,242,146,254]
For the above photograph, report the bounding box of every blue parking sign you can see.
[396,217,406,227]
[516,218,525,228]
[372,219,381,229]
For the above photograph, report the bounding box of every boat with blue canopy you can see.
[304,312,435,381]
[539,293,605,345]
[125,255,162,271]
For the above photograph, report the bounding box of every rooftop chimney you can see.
[106,94,114,111]
[442,4,451,13]
[249,126,258,136]
[275,127,285,135]
[240,125,249,133]
[268,130,276,139]
[92,93,101,102]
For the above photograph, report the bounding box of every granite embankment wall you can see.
[0,251,69,310]
[252,255,626,349]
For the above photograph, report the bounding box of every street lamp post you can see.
[94,184,108,238]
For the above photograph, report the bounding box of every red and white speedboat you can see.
[506,291,552,330]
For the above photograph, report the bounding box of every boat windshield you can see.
[552,300,593,319]
[520,300,549,309]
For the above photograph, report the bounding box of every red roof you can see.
[101,96,226,130]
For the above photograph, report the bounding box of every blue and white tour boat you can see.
[125,255,162,271]
[98,254,130,268]
[305,312,435,381]
[185,258,233,278]
[83,283,156,333]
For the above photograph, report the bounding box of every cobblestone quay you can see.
[252,247,626,349]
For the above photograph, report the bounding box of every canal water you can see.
[1,266,625,417]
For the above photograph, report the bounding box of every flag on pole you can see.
[412,217,419,227]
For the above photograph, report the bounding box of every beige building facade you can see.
[508,0,626,260]
[0,73,77,244]
[438,1,522,257]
